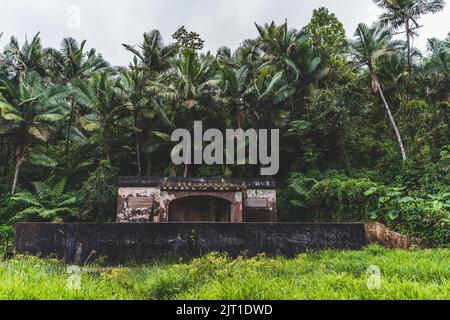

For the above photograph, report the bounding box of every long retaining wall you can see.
[14,223,366,264]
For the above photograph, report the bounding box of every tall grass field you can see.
[0,245,449,300]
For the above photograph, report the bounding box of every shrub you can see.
[288,172,449,246]
[289,173,381,221]
[78,160,118,221]
[0,225,14,252]
[366,188,450,247]
[9,178,78,222]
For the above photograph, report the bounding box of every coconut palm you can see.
[0,71,70,193]
[350,23,407,161]
[373,0,445,77]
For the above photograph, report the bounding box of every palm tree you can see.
[424,36,450,81]
[2,33,47,80]
[45,38,108,83]
[150,50,215,111]
[373,0,445,77]
[210,62,250,128]
[148,50,215,176]
[255,20,301,68]
[0,71,69,193]
[45,38,109,156]
[350,23,407,161]
[117,63,148,175]
[73,71,127,162]
[123,30,177,77]
[244,65,292,128]
[254,21,324,112]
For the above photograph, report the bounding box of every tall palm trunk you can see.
[65,99,76,158]
[135,133,142,176]
[133,111,142,176]
[102,129,111,162]
[405,20,412,79]
[374,77,407,161]
[11,145,27,194]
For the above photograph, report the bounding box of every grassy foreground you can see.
[0,245,449,300]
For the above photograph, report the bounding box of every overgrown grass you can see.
[1,245,449,300]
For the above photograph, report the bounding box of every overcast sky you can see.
[1,0,449,66]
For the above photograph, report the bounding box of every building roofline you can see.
[118,176,276,189]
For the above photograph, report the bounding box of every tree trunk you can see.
[406,20,412,79]
[135,133,142,176]
[65,99,76,158]
[374,78,407,161]
[4,143,10,177]
[133,111,142,176]
[11,145,27,194]
[102,127,111,162]
[183,164,188,178]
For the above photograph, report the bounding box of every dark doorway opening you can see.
[168,196,231,222]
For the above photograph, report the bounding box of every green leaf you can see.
[80,116,102,132]
[290,199,306,207]
[369,210,378,220]
[29,126,50,141]
[151,131,171,141]
[387,210,399,221]
[58,197,77,207]
[364,187,377,196]
[398,196,415,203]
[29,153,58,168]
[378,196,388,204]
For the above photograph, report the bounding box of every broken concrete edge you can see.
[364,222,424,249]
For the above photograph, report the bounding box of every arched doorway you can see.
[168,196,231,222]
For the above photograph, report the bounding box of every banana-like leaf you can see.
[2,112,24,122]
[29,126,50,141]
[79,115,102,131]
[29,153,58,168]
[151,131,171,141]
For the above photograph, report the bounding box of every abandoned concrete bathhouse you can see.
[117,177,277,223]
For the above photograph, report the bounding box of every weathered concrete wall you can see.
[14,223,366,264]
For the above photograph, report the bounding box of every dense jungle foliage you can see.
[0,2,449,246]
